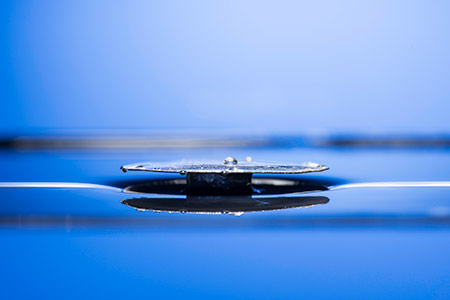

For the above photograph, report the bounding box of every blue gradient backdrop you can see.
[2,0,450,134]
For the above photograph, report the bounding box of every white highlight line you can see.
[332,182,450,190]
[1,181,450,193]
[0,182,121,192]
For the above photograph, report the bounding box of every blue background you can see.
[2,0,450,134]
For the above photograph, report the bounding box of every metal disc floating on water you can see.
[121,157,329,195]
[121,157,328,174]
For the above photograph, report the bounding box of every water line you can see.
[1,181,450,193]
[331,181,450,190]
[0,182,122,192]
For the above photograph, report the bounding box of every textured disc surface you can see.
[121,160,329,174]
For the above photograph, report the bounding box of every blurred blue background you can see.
[2,0,450,134]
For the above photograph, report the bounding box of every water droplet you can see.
[245,156,253,162]
[224,156,238,165]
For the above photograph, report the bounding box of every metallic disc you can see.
[121,158,329,175]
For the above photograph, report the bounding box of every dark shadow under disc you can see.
[115,176,341,196]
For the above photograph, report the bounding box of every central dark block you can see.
[185,172,253,195]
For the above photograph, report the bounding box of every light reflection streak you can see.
[1,181,450,193]
[332,182,450,190]
[0,182,121,192]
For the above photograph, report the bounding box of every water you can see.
[1,144,449,299]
